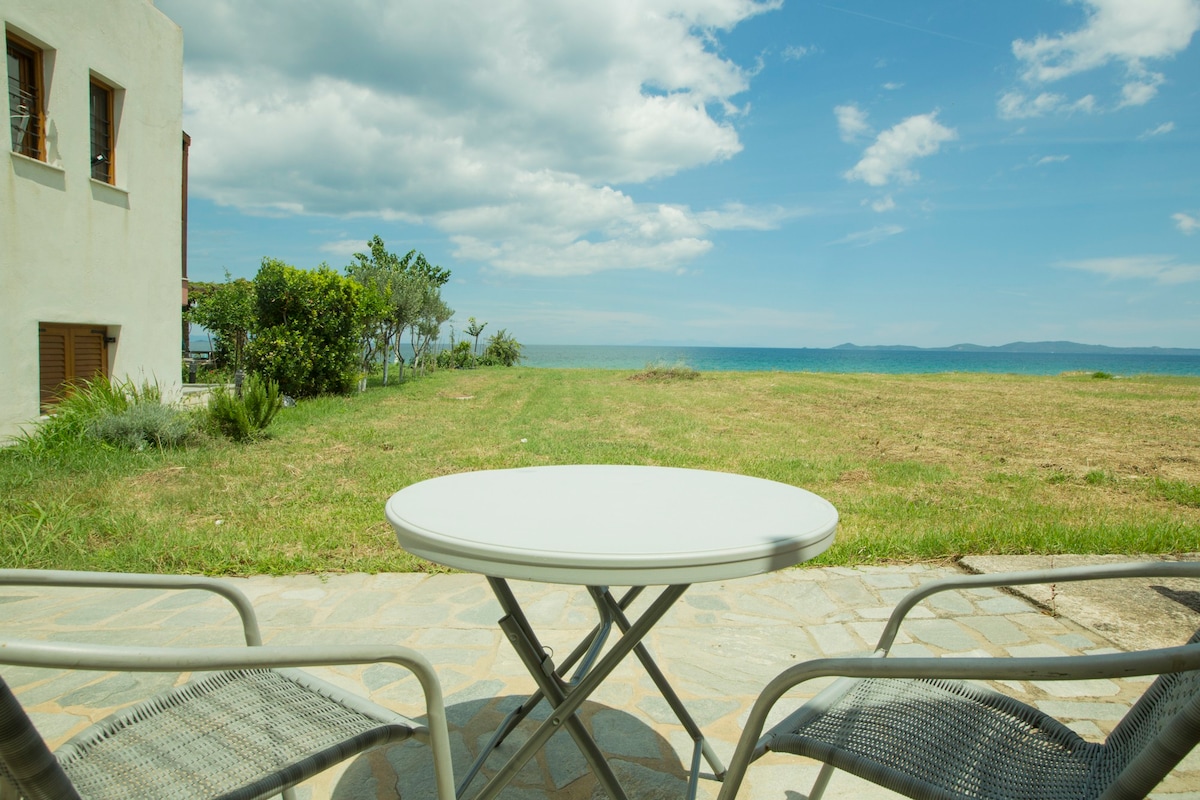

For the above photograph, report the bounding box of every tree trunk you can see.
[382,330,391,386]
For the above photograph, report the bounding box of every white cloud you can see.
[453,234,714,277]
[1140,121,1176,138]
[882,82,904,91]
[157,0,782,277]
[1013,0,1200,83]
[1174,212,1200,234]
[435,179,799,275]
[870,195,896,212]
[1118,70,1166,107]
[318,239,370,257]
[1006,0,1200,115]
[1057,254,1200,284]
[835,103,871,142]
[844,113,957,186]
[997,91,1096,119]
[783,44,816,60]
[695,202,807,230]
[1036,155,1070,165]
[829,224,905,247]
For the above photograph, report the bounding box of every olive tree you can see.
[409,288,454,374]
[346,235,452,383]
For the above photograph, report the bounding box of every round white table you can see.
[385,465,838,800]
[386,464,838,586]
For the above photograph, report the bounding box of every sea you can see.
[517,344,1200,377]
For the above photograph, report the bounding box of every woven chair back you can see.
[1100,628,1200,798]
[0,674,82,800]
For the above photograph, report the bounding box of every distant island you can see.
[831,341,1200,356]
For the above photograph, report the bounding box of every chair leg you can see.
[808,763,836,800]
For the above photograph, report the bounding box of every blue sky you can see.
[159,0,1200,348]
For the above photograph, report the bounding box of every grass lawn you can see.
[2,367,1198,575]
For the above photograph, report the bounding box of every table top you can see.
[385,465,837,585]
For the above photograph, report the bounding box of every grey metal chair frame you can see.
[718,561,1200,800]
[0,569,455,800]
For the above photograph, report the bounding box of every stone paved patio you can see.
[3,562,1199,798]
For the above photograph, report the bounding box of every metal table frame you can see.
[458,579,723,800]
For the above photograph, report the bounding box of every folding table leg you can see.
[473,583,690,800]
[457,586,649,797]
[596,587,728,785]
[481,578,630,800]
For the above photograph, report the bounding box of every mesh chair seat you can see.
[717,563,1200,800]
[0,570,454,800]
[766,676,1105,800]
[53,668,418,800]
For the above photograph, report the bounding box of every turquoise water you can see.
[520,345,1200,376]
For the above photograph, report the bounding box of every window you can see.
[39,324,109,411]
[6,34,43,160]
[90,78,113,182]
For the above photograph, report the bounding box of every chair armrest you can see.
[0,638,455,800]
[721,641,1200,798]
[875,561,1200,654]
[0,569,263,646]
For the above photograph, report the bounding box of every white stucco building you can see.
[2,0,185,442]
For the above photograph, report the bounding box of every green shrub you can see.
[13,377,177,454]
[182,360,229,385]
[88,402,195,450]
[246,258,364,397]
[1092,371,1114,380]
[207,374,284,442]
[483,328,523,367]
[436,340,474,369]
[630,360,699,381]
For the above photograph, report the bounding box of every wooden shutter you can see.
[72,328,107,378]
[38,324,109,411]
[38,327,68,409]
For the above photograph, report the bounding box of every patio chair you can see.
[718,561,1200,800]
[0,569,455,800]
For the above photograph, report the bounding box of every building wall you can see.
[1,0,184,441]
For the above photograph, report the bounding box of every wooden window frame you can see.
[90,77,114,183]
[6,33,44,161]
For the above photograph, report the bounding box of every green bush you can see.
[13,377,181,454]
[182,360,229,385]
[246,258,364,397]
[631,360,699,381]
[483,328,523,367]
[436,340,474,370]
[88,402,195,450]
[207,374,284,442]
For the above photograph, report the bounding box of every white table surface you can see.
[385,465,838,585]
